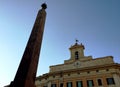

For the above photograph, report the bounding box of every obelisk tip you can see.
[41,3,47,9]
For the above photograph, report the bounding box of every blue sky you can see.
[0,0,120,86]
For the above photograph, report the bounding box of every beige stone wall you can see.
[36,72,119,87]
[50,56,114,72]
[36,64,120,87]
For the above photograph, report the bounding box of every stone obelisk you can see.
[9,3,47,87]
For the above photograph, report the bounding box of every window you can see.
[87,80,94,87]
[67,82,72,87]
[68,74,70,76]
[106,78,115,85]
[97,79,102,86]
[60,74,63,77]
[96,70,99,72]
[106,69,109,71]
[60,83,63,87]
[75,51,79,60]
[87,71,90,74]
[51,84,56,87]
[53,75,55,78]
[76,81,83,87]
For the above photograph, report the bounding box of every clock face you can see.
[74,61,80,68]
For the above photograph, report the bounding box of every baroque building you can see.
[35,42,120,87]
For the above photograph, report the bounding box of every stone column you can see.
[113,74,120,87]
[93,77,97,87]
[82,78,87,87]
[72,79,76,87]
[47,81,51,87]
[102,75,108,87]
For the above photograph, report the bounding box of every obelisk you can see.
[9,3,47,87]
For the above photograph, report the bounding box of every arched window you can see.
[75,51,79,60]
[97,79,102,86]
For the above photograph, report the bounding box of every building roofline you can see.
[36,63,120,80]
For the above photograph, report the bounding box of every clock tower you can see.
[69,41,85,60]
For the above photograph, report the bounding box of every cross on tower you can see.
[76,39,79,44]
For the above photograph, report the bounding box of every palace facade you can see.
[35,42,120,87]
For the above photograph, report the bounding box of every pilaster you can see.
[102,75,108,87]
[113,74,120,87]
[82,78,87,87]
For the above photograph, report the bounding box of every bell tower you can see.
[69,40,85,60]
[9,3,47,87]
